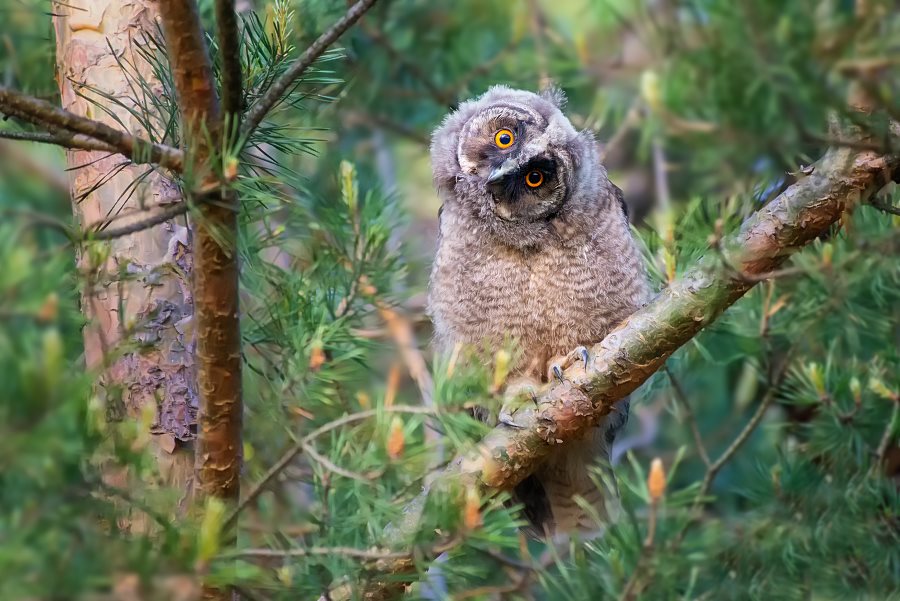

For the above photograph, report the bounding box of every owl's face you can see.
[431,86,605,247]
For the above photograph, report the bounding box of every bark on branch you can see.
[348,144,899,599]
[0,86,184,171]
[157,0,243,507]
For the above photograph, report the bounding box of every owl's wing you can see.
[611,183,629,221]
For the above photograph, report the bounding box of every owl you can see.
[427,86,650,537]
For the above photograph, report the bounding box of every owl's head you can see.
[431,86,612,248]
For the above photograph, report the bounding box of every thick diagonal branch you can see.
[0,86,184,171]
[349,145,898,600]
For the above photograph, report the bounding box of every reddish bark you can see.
[157,0,243,504]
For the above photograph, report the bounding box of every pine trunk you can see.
[53,0,196,524]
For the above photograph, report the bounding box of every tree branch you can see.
[215,0,243,123]
[80,202,191,242]
[241,0,378,138]
[223,406,436,531]
[347,143,898,599]
[0,86,184,171]
[158,0,244,508]
[157,4,242,601]
[868,196,900,215]
[0,128,116,153]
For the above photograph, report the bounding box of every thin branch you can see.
[696,359,789,504]
[875,401,899,468]
[301,441,378,484]
[0,128,116,153]
[360,20,455,109]
[215,0,243,121]
[80,202,191,242]
[242,0,379,138]
[0,86,184,171]
[665,367,710,467]
[376,302,435,411]
[233,546,414,561]
[0,140,69,195]
[618,497,660,601]
[868,196,900,216]
[224,405,437,530]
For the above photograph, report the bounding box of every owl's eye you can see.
[525,170,544,188]
[494,129,515,148]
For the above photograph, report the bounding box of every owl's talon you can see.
[499,414,525,429]
[552,364,565,382]
[578,346,591,370]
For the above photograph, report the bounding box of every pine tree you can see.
[0,1,898,600]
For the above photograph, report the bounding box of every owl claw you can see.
[552,364,564,382]
[549,346,591,383]
[578,347,590,369]
[499,414,525,429]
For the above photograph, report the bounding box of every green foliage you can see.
[1,0,899,600]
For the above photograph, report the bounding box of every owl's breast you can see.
[429,238,630,365]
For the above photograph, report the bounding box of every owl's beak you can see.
[486,167,506,184]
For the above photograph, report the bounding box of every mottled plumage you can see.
[427,86,650,536]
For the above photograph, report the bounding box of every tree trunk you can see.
[156,0,243,506]
[54,0,196,524]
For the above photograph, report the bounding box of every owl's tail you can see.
[513,398,630,538]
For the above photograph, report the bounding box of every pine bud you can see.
[197,497,226,566]
[463,486,482,530]
[386,416,405,460]
[359,275,377,296]
[821,242,833,268]
[640,70,662,113]
[849,377,862,404]
[340,160,358,214]
[308,341,325,371]
[223,156,239,182]
[868,377,897,401]
[806,363,826,396]
[492,349,511,392]
[36,292,59,323]
[647,458,666,502]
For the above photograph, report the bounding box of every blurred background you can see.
[1,0,899,599]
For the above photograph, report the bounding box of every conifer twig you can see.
[242,0,379,138]
[0,86,184,171]
[224,405,437,530]
[0,128,117,153]
[868,196,900,216]
[875,402,899,468]
[301,441,379,484]
[695,359,789,505]
[232,535,462,564]
[665,367,710,467]
[80,202,192,242]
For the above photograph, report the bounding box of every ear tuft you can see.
[539,86,567,109]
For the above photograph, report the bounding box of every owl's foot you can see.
[549,346,591,382]
[498,376,540,429]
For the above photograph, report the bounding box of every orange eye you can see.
[525,170,544,188]
[494,129,515,148]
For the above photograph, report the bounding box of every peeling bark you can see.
[53,0,196,518]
